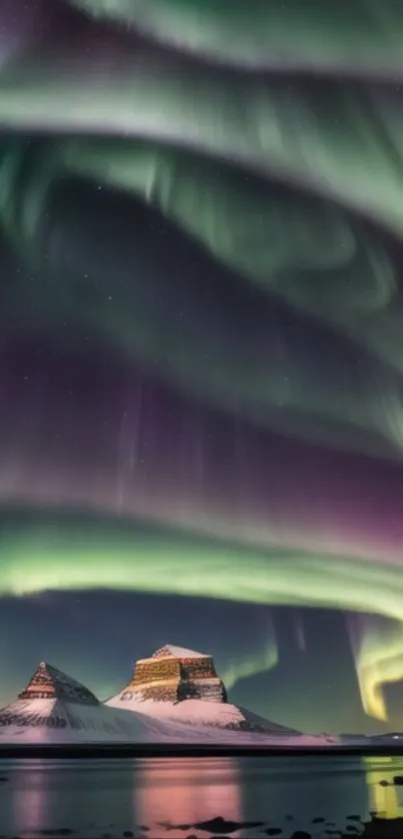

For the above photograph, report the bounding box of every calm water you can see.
[0,755,402,838]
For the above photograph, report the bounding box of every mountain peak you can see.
[18,662,98,705]
[111,643,227,705]
[151,644,206,659]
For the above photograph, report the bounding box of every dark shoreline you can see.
[1,742,403,759]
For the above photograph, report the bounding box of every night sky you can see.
[2,0,403,736]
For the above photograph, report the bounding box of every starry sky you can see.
[2,0,403,736]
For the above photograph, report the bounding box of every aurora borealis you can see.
[3,0,403,735]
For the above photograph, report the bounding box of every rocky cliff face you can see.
[115,644,228,704]
[17,661,98,705]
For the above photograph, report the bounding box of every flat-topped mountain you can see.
[112,643,227,704]
[106,643,299,735]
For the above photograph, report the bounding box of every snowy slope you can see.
[106,686,343,744]
[236,706,300,734]
[0,695,340,746]
[0,696,323,746]
[108,694,259,728]
[106,694,340,745]
[0,697,140,742]
[106,692,308,736]
[0,696,246,744]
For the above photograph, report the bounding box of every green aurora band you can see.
[1,514,402,619]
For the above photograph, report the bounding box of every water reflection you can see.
[134,757,242,834]
[0,758,138,837]
[11,761,49,835]
[240,756,369,837]
[364,756,403,820]
[0,755,402,838]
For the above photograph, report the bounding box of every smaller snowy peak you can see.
[150,644,206,660]
[18,662,98,706]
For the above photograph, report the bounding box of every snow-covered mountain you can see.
[106,643,300,736]
[0,661,213,744]
[119,643,228,704]
[0,658,341,746]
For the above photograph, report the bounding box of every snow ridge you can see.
[150,644,206,659]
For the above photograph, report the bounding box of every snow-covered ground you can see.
[109,694,244,724]
[0,696,342,746]
[0,697,179,743]
[0,698,243,744]
[108,694,272,729]
[105,695,340,745]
